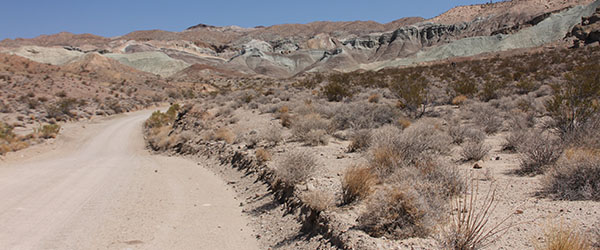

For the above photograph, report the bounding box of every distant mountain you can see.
[0,0,597,79]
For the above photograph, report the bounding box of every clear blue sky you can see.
[0,0,492,40]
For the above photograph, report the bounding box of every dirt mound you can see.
[430,0,593,24]
[170,63,245,80]
[0,46,84,65]
[105,51,190,77]
[0,32,110,49]
[62,53,156,81]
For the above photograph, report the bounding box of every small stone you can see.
[154,170,158,173]
[515,209,523,214]
[473,163,482,169]
[495,156,501,160]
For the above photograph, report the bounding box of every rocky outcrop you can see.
[569,6,600,46]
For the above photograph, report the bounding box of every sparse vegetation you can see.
[441,181,512,250]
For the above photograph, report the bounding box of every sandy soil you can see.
[0,109,258,250]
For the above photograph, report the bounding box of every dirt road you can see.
[0,110,259,250]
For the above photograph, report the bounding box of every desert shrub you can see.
[461,140,491,162]
[46,98,78,118]
[535,223,592,250]
[515,79,538,94]
[451,81,478,98]
[562,113,600,149]
[255,148,272,163]
[541,149,600,200]
[471,104,503,134]
[342,165,378,205]
[39,124,60,139]
[358,186,432,239]
[323,76,353,102]
[347,129,372,153]
[331,103,397,130]
[0,122,14,141]
[214,127,235,144]
[480,80,505,102]
[305,129,328,146]
[502,129,527,152]
[215,106,233,118]
[547,64,600,135]
[261,127,283,146]
[368,122,451,178]
[302,190,334,212]
[517,130,563,175]
[390,73,428,118]
[145,104,180,129]
[448,119,468,144]
[277,150,317,186]
[291,113,330,145]
[395,119,451,163]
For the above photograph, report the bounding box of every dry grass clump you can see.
[255,148,272,163]
[452,95,468,105]
[461,140,491,162]
[517,130,563,175]
[369,145,405,177]
[291,113,330,146]
[276,150,317,186]
[541,149,600,201]
[214,127,235,144]
[342,165,378,205]
[368,93,380,103]
[535,223,592,250]
[358,186,432,239]
[278,106,293,128]
[347,129,372,153]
